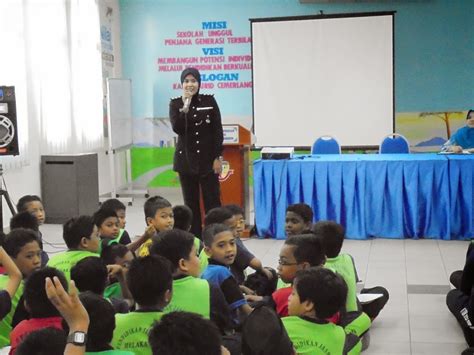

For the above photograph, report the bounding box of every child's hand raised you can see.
[107,264,125,280]
[45,277,89,331]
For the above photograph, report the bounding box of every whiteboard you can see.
[251,12,394,147]
[107,78,133,150]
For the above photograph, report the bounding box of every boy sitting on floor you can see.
[100,198,132,245]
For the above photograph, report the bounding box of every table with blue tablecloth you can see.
[253,154,474,240]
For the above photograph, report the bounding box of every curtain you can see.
[0,0,103,169]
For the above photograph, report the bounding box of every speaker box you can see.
[0,86,19,156]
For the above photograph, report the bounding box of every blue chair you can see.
[379,133,410,154]
[311,135,341,154]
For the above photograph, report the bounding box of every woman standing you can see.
[170,68,223,237]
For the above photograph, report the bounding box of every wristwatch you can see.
[67,331,87,346]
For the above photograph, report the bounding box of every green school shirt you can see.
[164,276,210,318]
[86,350,134,355]
[276,277,290,290]
[198,248,208,274]
[47,250,99,282]
[0,275,23,347]
[282,316,361,355]
[325,254,358,312]
[104,282,123,300]
[107,229,126,246]
[111,311,164,355]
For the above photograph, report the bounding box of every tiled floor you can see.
[39,191,470,355]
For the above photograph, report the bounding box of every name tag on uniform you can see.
[196,106,213,111]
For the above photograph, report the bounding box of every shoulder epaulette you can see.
[170,96,181,100]
[200,93,214,97]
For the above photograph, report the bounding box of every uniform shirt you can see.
[170,93,223,175]
[0,291,11,321]
[230,237,255,285]
[47,250,100,282]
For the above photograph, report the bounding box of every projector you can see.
[261,147,294,160]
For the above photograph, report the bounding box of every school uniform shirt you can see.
[170,93,223,175]
[47,250,100,282]
[111,310,164,355]
[0,291,11,321]
[325,254,359,312]
[9,316,63,355]
[0,276,23,348]
[230,237,255,285]
[85,350,134,355]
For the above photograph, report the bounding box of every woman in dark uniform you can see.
[170,67,223,237]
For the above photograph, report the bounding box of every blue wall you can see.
[120,0,474,119]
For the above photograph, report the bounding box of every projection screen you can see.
[251,12,394,148]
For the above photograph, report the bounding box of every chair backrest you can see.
[311,135,341,154]
[379,133,410,154]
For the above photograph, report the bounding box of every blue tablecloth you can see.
[253,154,473,240]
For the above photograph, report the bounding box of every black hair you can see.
[93,208,118,228]
[17,195,42,213]
[202,223,232,248]
[284,234,325,266]
[149,311,221,355]
[24,267,68,318]
[467,110,474,120]
[312,221,345,258]
[101,243,130,265]
[224,204,244,217]
[150,230,195,273]
[71,257,108,295]
[10,211,39,232]
[16,327,66,355]
[79,291,115,352]
[286,203,313,223]
[63,216,95,249]
[3,228,40,258]
[127,255,172,307]
[144,196,172,220]
[204,207,233,226]
[172,205,193,231]
[0,231,6,248]
[294,267,347,319]
[100,198,126,212]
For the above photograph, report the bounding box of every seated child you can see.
[9,267,68,355]
[137,196,174,257]
[47,216,100,282]
[71,257,131,313]
[150,229,232,333]
[0,229,42,347]
[270,234,326,317]
[111,255,173,355]
[314,220,389,321]
[15,195,49,266]
[148,311,230,355]
[78,291,134,354]
[93,209,121,247]
[0,246,22,322]
[101,243,134,300]
[285,203,313,236]
[100,198,132,245]
[201,224,252,318]
[282,267,361,355]
[15,327,66,355]
[173,204,203,255]
[205,207,271,284]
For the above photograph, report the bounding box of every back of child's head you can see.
[149,229,195,273]
[224,204,244,217]
[3,228,39,258]
[79,291,115,352]
[16,195,42,213]
[242,305,294,355]
[93,208,118,228]
[100,198,126,212]
[148,311,222,355]
[127,255,172,307]
[286,203,313,223]
[312,220,345,258]
[294,267,347,319]
[24,267,68,318]
[202,223,231,248]
[172,205,193,231]
[71,256,107,295]
[204,207,233,226]
[16,327,66,355]
[144,196,172,220]
[10,211,39,232]
[101,243,129,265]
[63,215,95,249]
[285,234,325,266]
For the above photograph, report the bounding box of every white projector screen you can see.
[251,12,394,148]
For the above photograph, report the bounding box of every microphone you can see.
[180,97,190,113]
